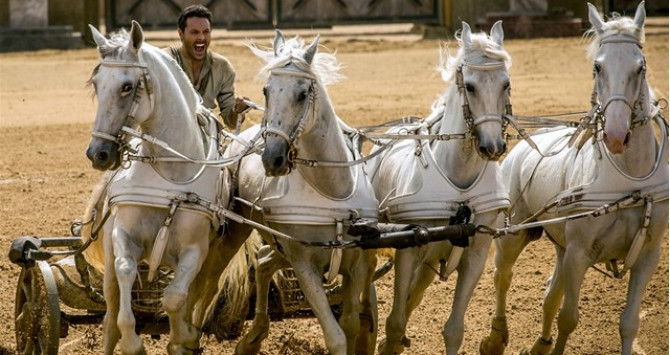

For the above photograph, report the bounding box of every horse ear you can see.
[587,3,605,35]
[273,29,285,57]
[461,21,472,48]
[490,20,504,46]
[633,1,646,29]
[128,20,144,54]
[88,24,108,49]
[304,34,319,65]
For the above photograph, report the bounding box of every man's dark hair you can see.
[177,5,213,31]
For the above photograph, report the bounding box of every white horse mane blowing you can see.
[247,35,345,86]
[585,12,645,59]
[437,29,512,85]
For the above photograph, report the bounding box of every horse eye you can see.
[503,81,510,90]
[297,91,307,101]
[121,83,133,96]
[594,63,602,73]
[263,87,268,96]
[637,64,645,74]
[465,84,475,93]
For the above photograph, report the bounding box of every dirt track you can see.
[0,25,668,354]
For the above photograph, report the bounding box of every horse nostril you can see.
[96,151,108,162]
[273,155,285,169]
[623,131,631,146]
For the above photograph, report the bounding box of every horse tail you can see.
[376,248,396,261]
[209,230,263,339]
[81,171,112,272]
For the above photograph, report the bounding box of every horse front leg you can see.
[619,245,660,355]
[379,247,421,355]
[111,227,145,355]
[480,228,537,355]
[443,233,492,355]
[188,233,225,328]
[550,246,589,355]
[234,245,290,355]
[164,240,209,355]
[292,257,347,355]
[355,251,379,355]
[522,246,565,355]
[102,228,121,355]
[338,250,373,355]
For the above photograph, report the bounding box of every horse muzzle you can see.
[261,137,291,176]
[475,134,507,161]
[602,104,633,155]
[86,140,121,171]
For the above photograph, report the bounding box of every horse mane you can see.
[431,31,511,113]
[88,28,199,112]
[247,35,345,86]
[585,13,646,60]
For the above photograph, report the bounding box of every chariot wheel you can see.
[15,260,61,354]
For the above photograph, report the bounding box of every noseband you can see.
[455,60,512,137]
[592,35,649,130]
[90,60,155,153]
[262,67,317,170]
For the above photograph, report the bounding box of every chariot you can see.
[8,217,474,353]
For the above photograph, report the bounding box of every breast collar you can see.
[381,138,510,222]
[259,158,379,226]
[555,116,669,212]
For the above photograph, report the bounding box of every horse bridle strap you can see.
[592,35,649,129]
[263,67,317,168]
[461,60,506,71]
[90,60,155,145]
[599,35,642,48]
[456,61,512,132]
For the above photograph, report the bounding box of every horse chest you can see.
[380,142,510,223]
[259,165,379,226]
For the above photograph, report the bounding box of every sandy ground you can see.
[0,23,668,354]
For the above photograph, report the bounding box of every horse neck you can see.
[296,91,355,199]
[609,113,658,177]
[431,83,487,188]
[140,62,206,180]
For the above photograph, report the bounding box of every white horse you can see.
[480,2,668,355]
[369,21,512,355]
[85,22,252,354]
[224,30,380,355]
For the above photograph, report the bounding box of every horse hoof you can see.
[480,335,506,355]
[520,337,553,355]
[167,343,203,355]
[234,339,263,355]
[378,337,405,355]
[480,315,509,355]
[119,336,146,355]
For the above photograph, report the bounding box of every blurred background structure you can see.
[0,0,667,52]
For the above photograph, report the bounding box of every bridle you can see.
[261,66,317,171]
[90,60,155,160]
[591,35,650,131]
[455,60,513,140]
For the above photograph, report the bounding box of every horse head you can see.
[588,1,648,154]
[456,21,510,160]
[86,21,153,170]
[256,30,323,176]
